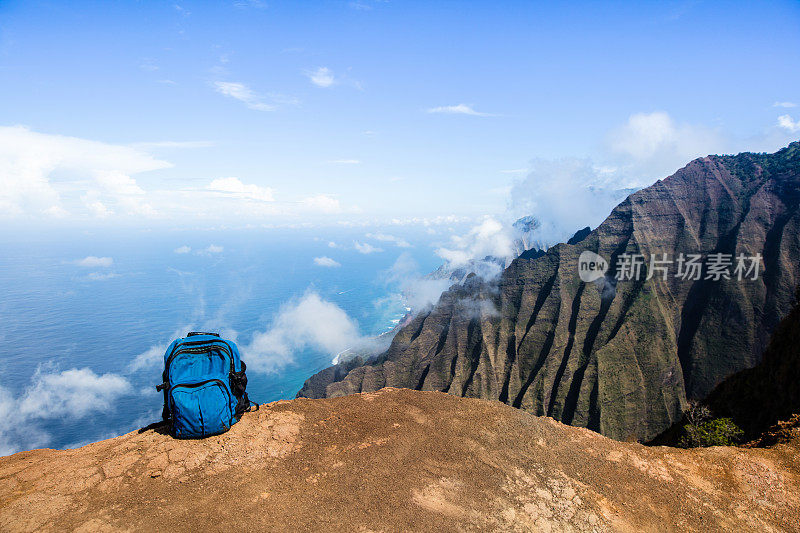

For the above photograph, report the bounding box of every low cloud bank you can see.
[87,272,121,281]
[0,126,357,223]
[365,232,411,248]
[128,344,171,373]
[354,241,383,254]
[0,368,133,456]
[508,158,632,246]
[74,256,113,268]
[313,256,341,267]
[385,253,455,311]
[435,217,515,278]
[200,244,224,254]
[207,177,274,202]
[125,290,380,375]
[242,291,375,372]
[0,125,167,220]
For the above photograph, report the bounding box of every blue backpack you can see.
[156,332,256,438]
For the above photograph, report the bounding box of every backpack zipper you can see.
[170,338,235,356]
[166,344,234,378]
[170,377,231,395]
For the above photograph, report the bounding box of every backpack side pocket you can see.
[229,360,250,419]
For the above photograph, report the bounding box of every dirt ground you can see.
[0,388,798,532]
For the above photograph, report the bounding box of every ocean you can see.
[0,226,446,454]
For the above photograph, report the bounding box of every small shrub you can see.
[680,417,744,448]
[678,401,744,448]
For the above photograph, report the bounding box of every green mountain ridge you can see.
[299,142,800,442]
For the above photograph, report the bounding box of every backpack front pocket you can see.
[169,379,234,438]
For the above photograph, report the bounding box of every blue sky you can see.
[1,0,799,228]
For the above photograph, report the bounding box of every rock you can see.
[1,389,798,531]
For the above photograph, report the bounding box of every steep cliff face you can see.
[707,288,800,440]
[299,142,800,442]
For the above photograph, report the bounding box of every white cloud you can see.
[306,67,336,88]
[0,127,365,225]
[95,170,146,196]
[606,111,727,181]
[74,256,113,268]
[201,244,224,254]
[18,368,132,418]
[435,217,514,270]
[349,1,374,10]
[380,215,469,227]
[489,185,512,196]
[427,104,492,116]
[0,368,133,455]
[243,291,369,372]
[777,114,800,133]
[347,0,389,10]
[87,272,121,281]
[126,324,199,373]
[268,93,302,106]
[500,168,528,174]
[302,194,342,214]
[81,192,114,218]
[365,232,411,248]
[501,110,800,251]
[139,58,159,72]
[354,241,383,254]
[610,111,677,159]
[384,253,454,311]
[174,245,191,254]
[234,0,267,8]
[43,205,69,218]
[213,81,275,111]
[0,387,47,455]
[773,102,797,108]
[313,256,341,267]
[207,177,275,202]
[605,110,799,185]
[130,140,215,150]
[508,158,633,246]
[0,126,169,219]
[328,241,342,248]
[128,345,167,372]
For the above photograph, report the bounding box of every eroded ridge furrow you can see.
[547,282,586,418]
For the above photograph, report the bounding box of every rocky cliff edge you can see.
[1,389,799,532]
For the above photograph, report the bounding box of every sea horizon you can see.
[0,224,452,455]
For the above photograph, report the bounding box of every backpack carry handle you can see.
[187,331,220,337]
